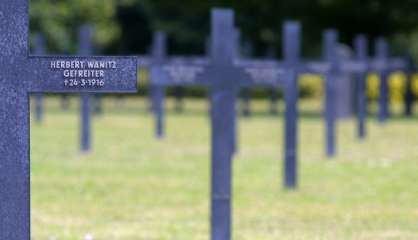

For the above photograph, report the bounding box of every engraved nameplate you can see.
[244,67,285,85]
[162,65,204,84]
[49,60,117,88]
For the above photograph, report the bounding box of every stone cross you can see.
[0,1,138,239]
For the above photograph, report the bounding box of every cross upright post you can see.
[375,37,390,123]
[150,31,167,139]
[266,47,280,116]
[283,21,300,188]
[231,27,241,155]
[323,29,339,158]
[33,33,46,123]
[79,25,93,153]
[354,35,368,139]
[0,1,138,239]
[208,10,237,240]
[302,29,340,158]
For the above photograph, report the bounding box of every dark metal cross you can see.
[370,37,409,124]
[302,29,340,158]
[33,33,46,123]
[238,40,281,117]
[353,35,369,139]
[304,30,371,157]
[138,31,209,139]
[235,21,301,188]
[145,8,300,240]
[78,25,94,153]
[0,1,138,239]
[327,34,369,140]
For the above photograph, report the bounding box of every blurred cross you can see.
[0,1,138,239]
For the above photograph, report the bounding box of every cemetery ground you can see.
[31,96,418,240]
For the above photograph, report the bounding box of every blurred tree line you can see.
[30,0,418,58]
[30,0,418,100]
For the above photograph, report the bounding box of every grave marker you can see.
[282,21,300,188]
[33,33,45,123]
[375,37,390,123]
[145,11,302,239]
[303,29,339,157]
[239,43,281,117]
[304,30,372,156]
[78,25,94,153]
[266,46,280,116]
[150,31,167,139]
[335,44,355,119]
[142,32,210,139]
[206,11,242,239]
[354,35,368,139]
[0,1,137,238]
[323,30,339,157]
[369,37,409,123]
[148,9,280,239]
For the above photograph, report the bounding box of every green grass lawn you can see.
[31,96,418,239]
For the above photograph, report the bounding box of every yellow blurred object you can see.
[138,68,150,86]
[367,73,379,100]
[299,74,323,97]
[389,72,406,104]
[412,74,418,96]
[366,72,413,103]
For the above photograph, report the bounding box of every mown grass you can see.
[31,96,418,239]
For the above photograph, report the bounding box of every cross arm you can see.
[340,59,368,73]
[234,59,287,87]
[369,57,408,72]
[168,56,210,65]
[389,57,409,71]
[28,56,138,93]
[302,60,331,74]
[151,61,208,86]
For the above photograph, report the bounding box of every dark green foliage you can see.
[29,0,418,99]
